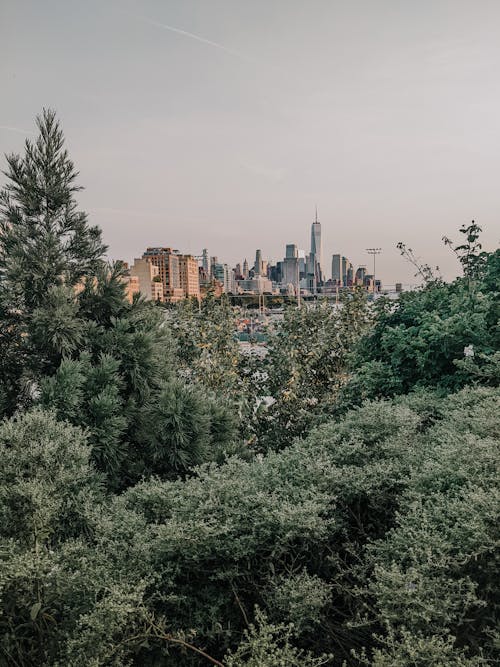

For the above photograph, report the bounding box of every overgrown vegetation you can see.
[0,111,498,666]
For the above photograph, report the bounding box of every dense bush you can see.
[340,247,499,407]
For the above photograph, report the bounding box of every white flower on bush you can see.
[464,344,475,358]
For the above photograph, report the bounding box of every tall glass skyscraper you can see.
[254,249,263,276]
[310,208,323,286]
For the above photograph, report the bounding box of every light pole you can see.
[366,248,382,294]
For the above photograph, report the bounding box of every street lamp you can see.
[366,248,382,294]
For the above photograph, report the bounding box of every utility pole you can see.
[366,248,382,294]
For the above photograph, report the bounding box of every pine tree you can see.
[0,108,106,310]
[0,109,106,413]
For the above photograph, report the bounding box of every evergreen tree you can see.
[0,109,106,414]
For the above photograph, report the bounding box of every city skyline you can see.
[1,0,499,283]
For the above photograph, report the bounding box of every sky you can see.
[1,0,499,285]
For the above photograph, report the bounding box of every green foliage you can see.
[30,285,84,365]
[224,608,333,666]
[40,354,128,482]
[359,630,489,666]
[443,220,489,282]
[341,249,499,406]
[0,409,101,545]
[140,379,238,477]
[169,295,241,393]
[0,410,104,665]
[1,386,498,665]
[263,570,332,634]
[256,291,371,449]
[1,111,238,491]
[0,109,105,310]
[0,109,106,413]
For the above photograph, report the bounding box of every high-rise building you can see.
[346,263,354,286]
[310,208,323,285]
[210,256,219,280]
[142,247,184,302]
[332,255,352,286]
[332,254,341,284]
[213,263,235,293]
[355,266,366,286]
[342,257,351,285]
[212,262,224,284]
[242,258,249,278]
[122,273,140,303]
[254,249,264,276]
[282,244,300,295]
[202,248,209,275]
[298,250,307,280]
[332,255,352,287]
[178,254,200,299]
[306,252,316,292]
[269,262,282,284]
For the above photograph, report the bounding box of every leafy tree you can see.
[443,220,489,283]
[341,243,499,406]
[256,291,370,450]
[168,295,257,446]
[169,294,241,393]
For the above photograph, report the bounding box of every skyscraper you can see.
[283,244,299,295]
[310,208,323,285]
[254,249,263,276]
[202,248,209,275]
[343,257,352,286]
[332,254,341,284]
[332,254,351,286]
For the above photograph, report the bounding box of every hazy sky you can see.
[1,0,499,284]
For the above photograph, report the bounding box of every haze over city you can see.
[1,0,499,283]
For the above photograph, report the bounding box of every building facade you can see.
[142,247,183,302]
[282,244,300,295]
[130,257,163,301]
[178,254,200,299]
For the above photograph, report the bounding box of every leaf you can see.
[30,601,42,621]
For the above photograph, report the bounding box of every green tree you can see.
[443,220,489,284]
[256,291,370,450]
[0,109,106,415]
[341,242,499,407]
